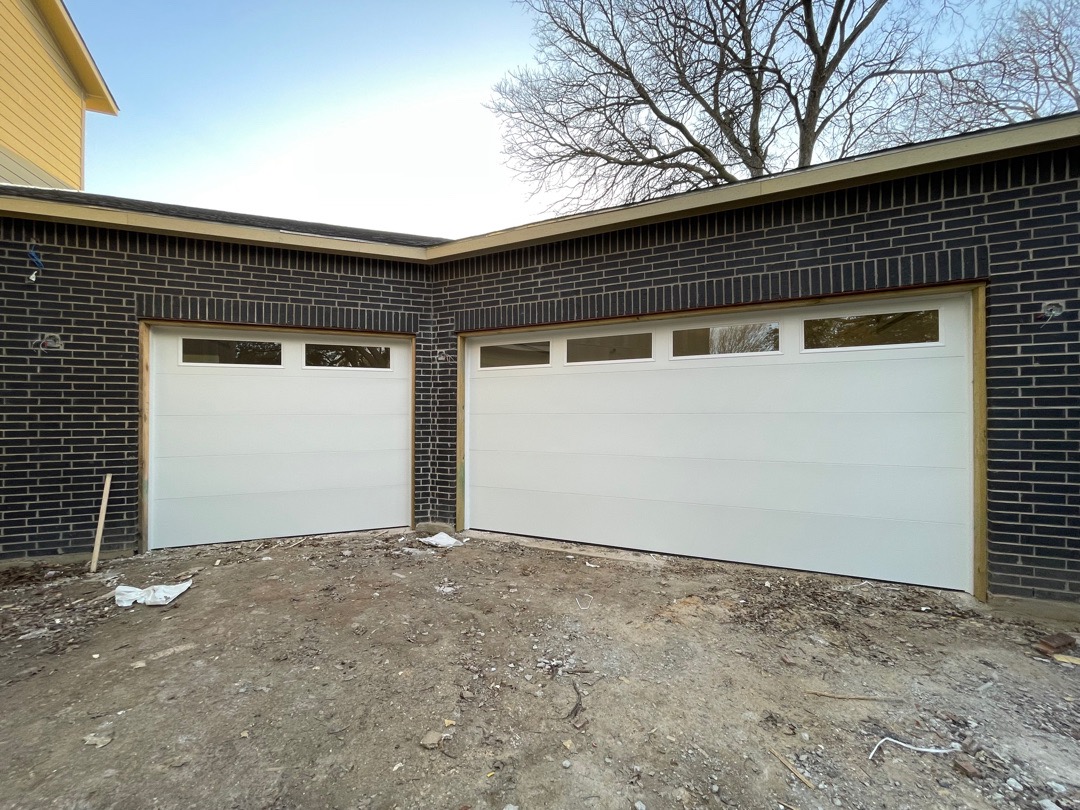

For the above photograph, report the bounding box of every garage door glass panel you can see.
[567,332,652,363]
[304,343,390,368]
[182,339,282,365]
[804,310,939,349]
[480,342,550,368]
[673,322,779,356]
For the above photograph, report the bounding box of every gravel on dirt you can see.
[1,529,1078,810]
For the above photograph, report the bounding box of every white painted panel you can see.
[471,412,969,468]
[466,293,974,592]
[470,450,969,525]
[155,449,409,499]
[469,488,970,590]
[149,327,412,549]
[152,486,409,549]
[156,413,409,457]
[470,356,967,415]
[154,373,408,416]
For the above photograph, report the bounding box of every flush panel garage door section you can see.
[466,293,975,592]
[149,327,412,549]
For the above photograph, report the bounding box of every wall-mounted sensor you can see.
[1040,301,1065,320]
[30,333,63,355]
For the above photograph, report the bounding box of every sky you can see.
[65,1,561,239]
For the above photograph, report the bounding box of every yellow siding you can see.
[0,0,85,188]
[0,141,67,185]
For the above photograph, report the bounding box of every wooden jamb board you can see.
[971,284,989,601]
[453,282,989,598]
[455,332,467,532]
[137,321,150,552]
[138,319,418,550]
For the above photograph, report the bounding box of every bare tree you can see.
[920,0,1080,134]
[493,0,953,210]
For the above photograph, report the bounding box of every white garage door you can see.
[466,293,975,591]
[149,326,412,549]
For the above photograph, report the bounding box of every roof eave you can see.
[35,0,119,115]
[427,114,1080,262]
[0,193,430,261]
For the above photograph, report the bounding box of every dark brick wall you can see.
[2,147,1077,601]
[432,148,1080,602]
[1,220,430,559]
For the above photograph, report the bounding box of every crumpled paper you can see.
[114,579,192,607]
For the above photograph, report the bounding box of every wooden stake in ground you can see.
[89,473,113,574]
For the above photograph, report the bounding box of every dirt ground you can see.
[1,530,1078,810]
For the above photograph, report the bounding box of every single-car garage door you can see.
[465,293,975,592]
[148,326,412,549]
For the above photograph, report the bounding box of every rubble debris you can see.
[952,758,982,779]
[1033,633,1075,657]
[419,731,444,749]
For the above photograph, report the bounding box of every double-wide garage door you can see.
[148,326,412,549]
[465,293,975,591]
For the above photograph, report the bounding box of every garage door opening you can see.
[463,292,976,592]
[147,325,413,549]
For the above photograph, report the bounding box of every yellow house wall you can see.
[0,0,85,188]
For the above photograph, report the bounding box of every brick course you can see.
[1,147,1077,600]
[1,220,430,559]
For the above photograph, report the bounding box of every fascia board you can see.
[0,195,430,261]
[34,0,119,114]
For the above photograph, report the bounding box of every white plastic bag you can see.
[417,532,464,549]
[114,579,192,607]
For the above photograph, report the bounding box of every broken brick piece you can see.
[1034,633,1076,656]
[953,758,982,779]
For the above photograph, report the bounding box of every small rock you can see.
[833,799,843,807]
[1038,801,1063,810]
[562,759,572,769]
[341,550,353,557]
[953,758,982,779]
[503,805,519,810]
[634,803,647,810]
[420,731,443,749]
[710,784,719,793]
[82,733,112,748]
[1006,777,1024,792]
[1047,782,1066,794]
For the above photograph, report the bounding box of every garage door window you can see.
[304,343,391,369]
[804,310,939,350]
[480,342,551,368]
[567,333,652,363]
[673,322,780,357]
[181,339,282,366]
